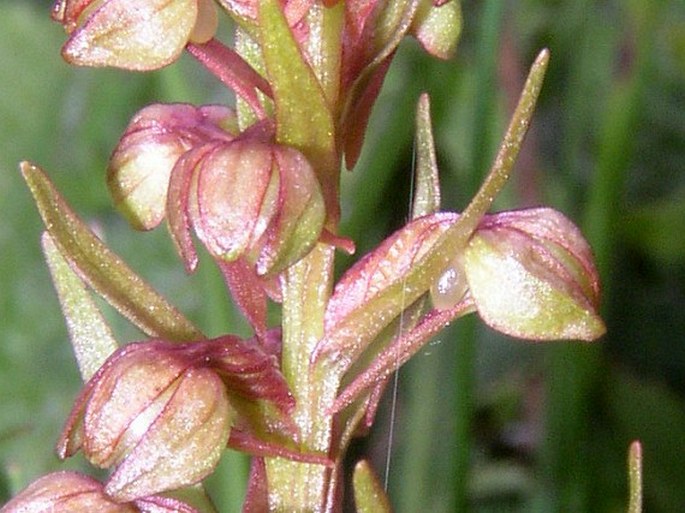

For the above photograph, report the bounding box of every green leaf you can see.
[21,161,203,342]
[42,233,118,381]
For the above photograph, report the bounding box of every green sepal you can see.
[411,0,462,59]
[462,233,605,341]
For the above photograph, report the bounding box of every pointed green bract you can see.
[353,460,392,513]
[413,93,441,218]
[21,161,203,342]
[258,0,338,220]
[42,232,118,381]
[628,441,643,513]
[457,48,550,235]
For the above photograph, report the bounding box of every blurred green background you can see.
[1,1,684,511]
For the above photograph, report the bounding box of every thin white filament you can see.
[383,143,417,491]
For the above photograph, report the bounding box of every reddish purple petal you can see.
[199,335,295,411]
[242,458,269,513]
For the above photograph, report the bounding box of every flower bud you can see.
[0,471,137,513]
[58,342,234,502]
[458,207,605,341]
[183,139,326,275]
[51,0,217,70]
[108,103,237,231]
[108,104,325,275]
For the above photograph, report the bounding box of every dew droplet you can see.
[430,258,468,310]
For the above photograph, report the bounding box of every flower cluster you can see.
[53,0,462,249]
[5,0,608,511]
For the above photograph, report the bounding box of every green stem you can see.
[265,244,337,512]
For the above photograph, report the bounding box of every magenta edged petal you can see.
[60,0,197,70]
[324,212,458,330]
